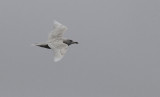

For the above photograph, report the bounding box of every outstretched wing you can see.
[48,21,68,41]
[48,42,68,62]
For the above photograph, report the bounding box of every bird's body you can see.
[33,21,78,62]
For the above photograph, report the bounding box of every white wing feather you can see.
[47,21,69,62]
[48,21,68,41]
[48,42,68,62]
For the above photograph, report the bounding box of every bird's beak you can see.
[72,41,78,44]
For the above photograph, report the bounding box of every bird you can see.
[33,21,78,62]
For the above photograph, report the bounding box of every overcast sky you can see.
[0,0,160,97]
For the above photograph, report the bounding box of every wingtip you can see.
[54,20,61,25]
[54,57,63,62]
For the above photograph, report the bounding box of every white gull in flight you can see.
[33,21,78,62]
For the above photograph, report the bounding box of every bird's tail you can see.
[31,43,51,49]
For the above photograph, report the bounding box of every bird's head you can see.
[63,39,78,46]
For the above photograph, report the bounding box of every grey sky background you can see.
[0,0,160,97]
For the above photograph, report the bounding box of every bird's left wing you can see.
[48,21,68,41]
[48,42,68,62]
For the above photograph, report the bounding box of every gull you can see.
[33,21,78,62]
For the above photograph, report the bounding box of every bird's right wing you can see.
[48,21,68,41]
